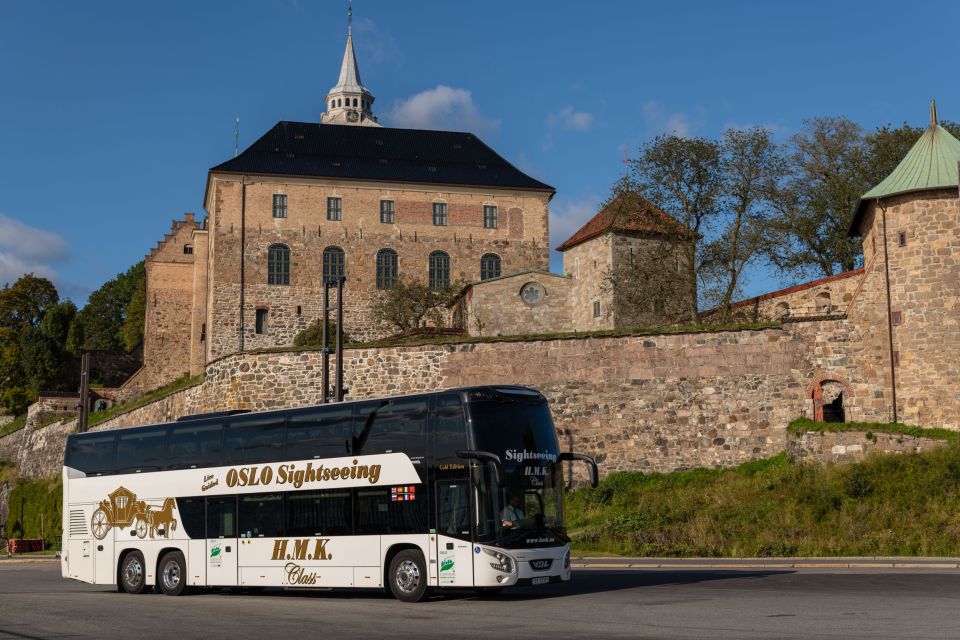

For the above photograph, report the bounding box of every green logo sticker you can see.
[440,559,454,572]
[210,546,221,558]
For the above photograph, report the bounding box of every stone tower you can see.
[848,101,960,427]
[320,5,379,127]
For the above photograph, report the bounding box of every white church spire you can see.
[322,2,379,126]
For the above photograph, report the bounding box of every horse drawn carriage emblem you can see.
[90,486,178,541]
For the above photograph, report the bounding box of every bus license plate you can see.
[531,577,549,585]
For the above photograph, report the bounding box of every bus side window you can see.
[438,482,470,538]
[286,406,353,460]
[66,433,117,476]
[286,490,351,537]
[354,486,426,535]
[168,421,224,470]
[224,416,285,465]
[238,493,284,538]
[354,397,428,458]
[176,497,205,539]
[115,426,168,473]
[433,393,466,469]
[206,496,237,539]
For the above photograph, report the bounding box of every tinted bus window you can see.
[115,427,168,473]
[433,393,467,468]
[354,397,428,458]
[239,493,284,538]
[168,422,223,469]
[65,433,116,475]
[206,496,236,538]
[176,497,205,538]
[286,406,353,460]
[286,490,351,537]
[355,486,426,535]
[224,415,285,465]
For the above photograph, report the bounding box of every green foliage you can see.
[19,300,77,393]
[0,415,27,438]
[370,275,464,333]
[293,320,352,349]
[120,274,146,352]
[787,417,958,444]
[7,476,62,544]
[72,261,144,353]
[88,374,202,428]
[566,446,960,557]
[0,274,60,414]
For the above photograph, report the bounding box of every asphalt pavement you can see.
[1,560,959,639]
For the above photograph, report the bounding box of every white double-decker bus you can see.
[61,386,597,602]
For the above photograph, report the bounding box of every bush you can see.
[293,320,351,349]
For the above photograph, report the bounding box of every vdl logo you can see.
[530,559,552,571]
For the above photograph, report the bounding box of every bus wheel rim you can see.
[124,558,142,586]
[396,560,420,593]
[162,561,181,590]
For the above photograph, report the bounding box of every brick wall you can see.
[458,271,574,336]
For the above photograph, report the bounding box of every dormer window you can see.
[183,244,193,255]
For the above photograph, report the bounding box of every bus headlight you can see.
[483,548,514,573]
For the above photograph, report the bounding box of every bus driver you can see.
[501,494,525,528]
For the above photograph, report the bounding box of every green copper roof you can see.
[850,103,960,236]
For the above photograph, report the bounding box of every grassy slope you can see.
[88,374,203,428]
[0,415,27,438]
[6,475,62,544]
[788,417,959,444]
[566,446,960,557]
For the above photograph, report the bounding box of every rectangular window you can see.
[255,309,268,335]
[432,202,447,226]
[483,205,498,229]
[354,486,427,535]
[593,301,601,318]
[327,197,342,221]
[239,493,284,538]
[206,496,237,539]
[65,433,117,476]
[380,200,395,224]
[115,427,168,473]
[433,393,467,468]
[891,310,903,326]
[286,490,352,537]
[286,405,354,459]
[167,421,224,470]
[354,397,428,459]
[272,194,288,218]
[223,415,284,465]
[898,231,907,247]
[175,497,205,539]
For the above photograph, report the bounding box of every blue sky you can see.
[2,0,958,302]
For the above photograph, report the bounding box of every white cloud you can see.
[0,213,70,288]
[543,106,595,150]
[386,86,500,137]
[642,101,696,138]
[549,194,602,251]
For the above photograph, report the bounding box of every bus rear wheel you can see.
[388,550,428,603]
[120,551,147,594]
[158,551,187,596]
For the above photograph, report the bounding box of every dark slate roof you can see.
[210,121,554,192]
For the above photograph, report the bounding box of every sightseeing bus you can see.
[61,386,597,602]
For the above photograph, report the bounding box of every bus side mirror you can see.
[558,452,599,488]
[456,450,504,488]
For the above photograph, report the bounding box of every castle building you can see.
[125,21,554,395]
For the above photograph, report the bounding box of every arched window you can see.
[480,253,501,280]
[428,251,450,290]
[322,246,345,282]
[268,244,290,285]
[353,98,358,107]
[815,291,832,314]
[774,301,790,319]
[376,249,398,289]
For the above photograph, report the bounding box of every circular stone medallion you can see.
[520,281,546,306]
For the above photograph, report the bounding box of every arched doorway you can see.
[808,376,853,423]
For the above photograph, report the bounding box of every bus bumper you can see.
[473,544,571,587]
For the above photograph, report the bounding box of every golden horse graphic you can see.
[90,487,178,540]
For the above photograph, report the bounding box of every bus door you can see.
[432,392,474,587]
[206,496,238,586]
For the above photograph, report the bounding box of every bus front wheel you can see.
[388,550,428,603]
[158,551,187,596]
[119,551,147,594]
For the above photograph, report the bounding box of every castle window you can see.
[428,251,450,289]
[380,200,395,224]
[480,253,501,280]
[483,205,498,229]
[327,197,342,221]
[432,202,447,226]
[593,301,601,318]
[296,305,302,316]
[814,291,832,314]
[891,310,903,326]
[183,244,193,255]
[898,231,907,247]
[255,309,268,335]
[338,98,342,107]
[267,244,290,285]
[272,194,288,218]
[353,98,358,107]
[376,249,398,289]
[322,246,345,282]
[774,301,790,319]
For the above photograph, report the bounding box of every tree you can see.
[120,275,146,352]
[74,261,144,352]
[630,135,723,321]
[293,320,352,349]
[370,276,463,334]
[0,274,59,414]
[767,117,868,279]
[704,127,786,315]
[864,120,960,190]
[20,300,77,392]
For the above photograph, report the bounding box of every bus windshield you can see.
[467,395,565,547]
